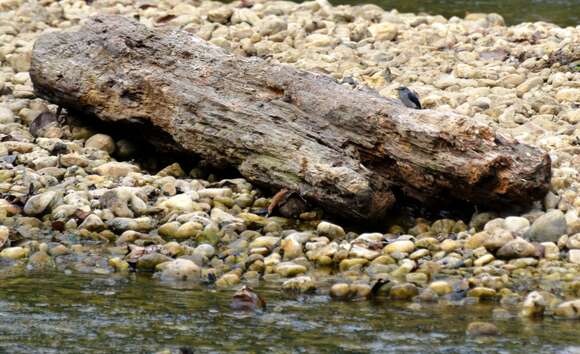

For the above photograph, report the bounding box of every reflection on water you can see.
[327,0,579,27]
[0,272,579,353]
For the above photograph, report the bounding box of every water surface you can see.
[326,0,579,27]
[1,272,579,353]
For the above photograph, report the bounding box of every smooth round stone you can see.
[414,237,439,251]
[275,262,307,277]
[553,300,580,319]
[0,106,15,124]
[176,222,201,239]
[249,236,280,249]
[95,162,139,177]
[194,244,216,259]
[474,254,495,266]
[79,214,105,232]
[439,239,460,252]
[282,276,316,293]
[466,322,499,336]
[429,281,453,296]
[330,283,351,298]
[372,255,396,265]
[49,244,70,256]
[157,163,186,178]
[405,272,428,284]
[23,191,56,215]
[136,253,172,271]
[569,250,580,264]
[566,234,580,249]
[389,283,418,300]
[496,238,538,259]
[316,221,345,239]
[0,246,29,259]
[467,287,497,299]
[109,257,130,272]
[0,226,8,247]
[541,242,560,260]
[465,231,489,249]
[503,216,530,235]
[159,193,197,213]
[409,249,429,260]
[349,245,380,260]
[339,258,368,271]
[85,134,115,154]
[484,230,514,251]
[350,283,372,298]
[158,221,181,238]
[157,259,201,281]
[281,238,303,260]
[216,273,241,288]
[384,240,415,254]
[528,210,567,242]
[520,291,545,318]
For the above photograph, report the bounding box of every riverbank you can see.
[0,0,579,323]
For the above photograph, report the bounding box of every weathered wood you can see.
[30,15,551,220]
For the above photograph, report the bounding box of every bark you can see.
[30,16,551,220]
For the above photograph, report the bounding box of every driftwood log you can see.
[30,16,551,220]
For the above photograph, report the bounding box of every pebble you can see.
[496,238,538,259]
[528,210,567,242]
[95,162,140,177]
[569,250,580,264]
[520,291,545,318]
[23,191,56,215]
[369,22,398,41]
[389,283,418,300]
[384,240,415,254]
[216,273,241,288]
[275,262,307,277]
[330,283,351,299]
[466,322,499,336]
[0,246,29,259]
[282,276,316,293]
[317,221,345,239]
[79,214,105,232]
[85,134,115,154]
[0,106,15,124]
[157,259,201,281]
[467,287,497,299]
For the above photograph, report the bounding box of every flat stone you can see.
[95,162,140,177]
[275,262,307,277]
[467,287,497,299]
[496,238,538,259]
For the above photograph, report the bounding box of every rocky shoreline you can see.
[0,0,579,320]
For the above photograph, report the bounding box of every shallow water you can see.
[324,0,580,27]
[0,272,579,353]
